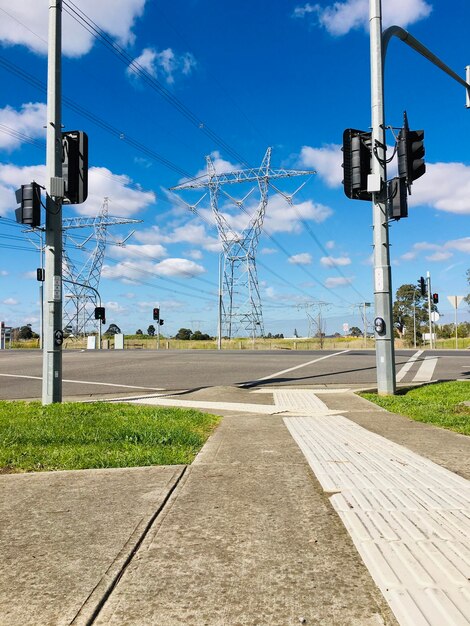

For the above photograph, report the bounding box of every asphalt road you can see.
[0,348,468,401]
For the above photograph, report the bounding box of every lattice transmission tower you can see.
[62,198,142,335]
[171,148,314,338]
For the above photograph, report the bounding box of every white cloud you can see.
[325,276,353,288]
[102,257,205,282]
[445,237,470,254]
[105,301,126,313]
[425,251,453,262]
[127,47,197,85]
[293,0,432,36]
[186,249,203,260]
[2,297,18,305]
[409,162,470,215]
[325,240,335,250]
[300,144,343,187]
[0,270,8,276]
[134,223,220,252]
[289,253,312,265]
[0,163,156,218]
[0,102,46,150]
[0,0,147,57]
[154,258,205,278]
[261,247,277,255]
[320,255,351,267]
[264,195,333,234]
[108,243,167,261]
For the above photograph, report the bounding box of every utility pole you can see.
[42,0,63,404]
[426,271,433,349]
[369,0,396,394]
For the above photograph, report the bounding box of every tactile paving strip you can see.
[284,403,470,626]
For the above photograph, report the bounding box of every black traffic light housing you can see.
[153,307,160,321]
[342,128,372,201]
[15,182,41,227]
[159,319,164,326]
[418,276,426,297]
[397,112,425,191]
[94,307,106,324]
[387,177,408,220]
[432,293,439,304]
[62,131,88,204]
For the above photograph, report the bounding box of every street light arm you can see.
[383,26,470,101]
[63,278,101,307]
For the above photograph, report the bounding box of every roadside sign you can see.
[447,295,464,309]
[430,311,440,322]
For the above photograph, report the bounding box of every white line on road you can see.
[0,373,163,391]
[395,350,423,382]
[413,357,439,382]
[254,350,351,382]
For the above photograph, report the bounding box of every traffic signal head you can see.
[432,293,439,304]
[15,182,41,227]
[418,276,426,297]
[159,319,164,326]
[94,306,106,321]
[387,177,408,220]
[342,128,372,201]
[62,131,88,204]
[397,112,425,188]
[153,307,160,321]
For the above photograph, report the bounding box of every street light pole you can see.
[42,0,63,404]
[369,0,396,394]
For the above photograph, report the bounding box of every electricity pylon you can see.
[62,198,142,335]
[171,148,314,338]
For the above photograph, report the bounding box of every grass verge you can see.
[361,381,470,436]
[0,401,220,473]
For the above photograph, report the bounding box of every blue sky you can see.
[0,0,469,337]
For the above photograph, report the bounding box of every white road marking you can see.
[412,357,439,383]
[396,350,423,382]
[254,349,350,382]
[0,373,163,391]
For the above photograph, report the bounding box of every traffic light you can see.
[15,182,41,227]
[153,307,160,321]
[94,307,106,324]
[36,268,45,282]
[397,112,425,190]
[159,319,164,326]
[62,131,88,204]
[387,177,408,220]
[418,276,426,297]
[342,128,372,200]
[432,293,439,304]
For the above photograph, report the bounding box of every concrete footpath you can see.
[0,388,469,625]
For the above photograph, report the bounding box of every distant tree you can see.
[349,326,363,338]
[191,330,212,341]
[136,329,143,335]
[17,325,36,340]
[175,328,192,340]
[104,323,121,336]
[393,283,432,345]
[147,325,156,336]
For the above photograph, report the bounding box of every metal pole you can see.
[217,252,222,350]
[42,0,63,404]
[413,298,417,348]
[454,297,458,350]
[426,271,433,349]
[157,318,160,350]
[370,0,396,394]
[39,230,44,350]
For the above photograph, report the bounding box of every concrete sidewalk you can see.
[0,388,469,625]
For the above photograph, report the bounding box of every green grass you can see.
[362,381,470,435]
[0,401,220,473]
